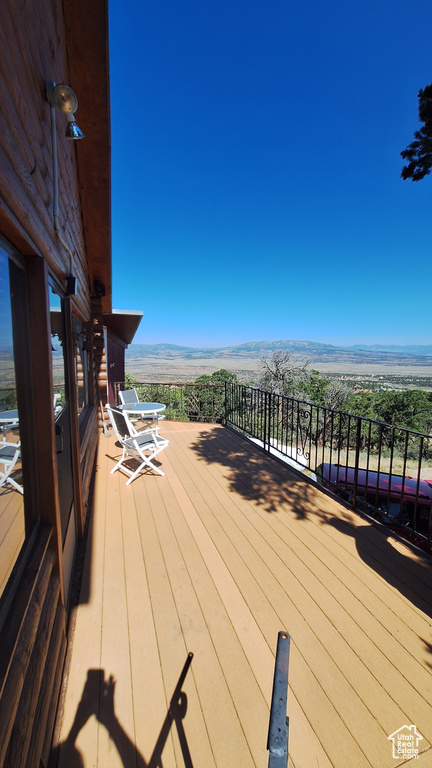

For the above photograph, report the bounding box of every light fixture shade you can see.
[65,121,85,140]
[51,83,79,114]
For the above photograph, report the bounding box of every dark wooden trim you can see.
[26,256,64,597]
[64,298,84,540]
[106,328,128,349]
[64,0,112,314]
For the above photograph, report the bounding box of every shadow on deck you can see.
[50,421,432,768]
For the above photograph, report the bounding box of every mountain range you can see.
[126,340,432,365]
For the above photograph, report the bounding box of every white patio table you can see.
[118,402,166,418]
[0,409,19,427]
[118,402,166,430]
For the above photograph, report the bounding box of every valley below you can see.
[125,341,432,391]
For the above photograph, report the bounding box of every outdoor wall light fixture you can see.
[46,81,82,295]
[46,82,85,140]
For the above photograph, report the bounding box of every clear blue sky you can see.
[109,0,432,348]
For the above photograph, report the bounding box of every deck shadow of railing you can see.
[328,517,432,622]
[190,426,432,626]
[190,423,343,518]
[50,653,194,768]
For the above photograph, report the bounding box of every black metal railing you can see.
[114,381,226,423]
[225,383,432,543]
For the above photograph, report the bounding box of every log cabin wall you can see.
[0,0,90,316]
[0,1,110,766]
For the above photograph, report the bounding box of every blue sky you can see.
[109,0,432,348]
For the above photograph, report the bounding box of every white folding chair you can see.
[118,388,139,407]
[118,387,145,426]
[53,393,62,416]
[106,405,169,485]
[118,388,165,430]
[0,440,23,494]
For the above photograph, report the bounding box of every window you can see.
[0,247,26,598]
[74,319,90,417]
[50,288,67,414]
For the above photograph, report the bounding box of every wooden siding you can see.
[53,422,432,768]
[0,527,66,768]
[0,0,91,315]
[0,2,110,766]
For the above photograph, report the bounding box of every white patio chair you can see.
[53,393,62,416]
[118,387,165,429]
[118,388,139,407]
[0,440,23,494]
[118,387,147,427]
[106,405,169,484]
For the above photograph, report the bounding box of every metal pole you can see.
[267,631,290,768]
[352,418,362,510]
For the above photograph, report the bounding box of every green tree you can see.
[193,369,238,422]
[401,83,432,181]
[195,369,238,386]
[346,391,378,421]
[374,390,432,433]
[124,372,139,386]
[347,389,432,434]
[303,369,329,403]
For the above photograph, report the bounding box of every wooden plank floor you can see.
[52,421,432,768]
[0,463,24,596]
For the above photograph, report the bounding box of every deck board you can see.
[0,486,25,594]
[166,429,387,765]
[144,478,257,767]
[122,479,177,766]
[53,421,432,768]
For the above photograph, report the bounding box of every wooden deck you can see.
[0,437,24,596]
[51,421,432,768]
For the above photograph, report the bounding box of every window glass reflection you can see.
[74,321,89,417]
[50,288,66,415]
[0,247,24,597]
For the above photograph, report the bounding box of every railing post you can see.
[224,381,228,426]
[263,390,272,453]
[267,390,272,452]
[352,417,362,510]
